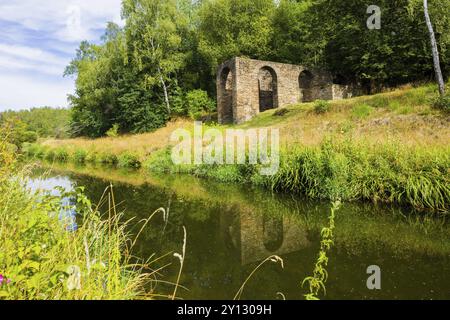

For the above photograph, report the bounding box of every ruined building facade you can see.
[217,57,353,124]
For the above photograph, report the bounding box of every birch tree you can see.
[423,0,445,96]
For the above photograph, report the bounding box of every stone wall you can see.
[217,57,348,124]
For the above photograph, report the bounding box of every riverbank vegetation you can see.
[25,85,450,213]
[0,136,156,299]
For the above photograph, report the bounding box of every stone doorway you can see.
[258,66,278,112]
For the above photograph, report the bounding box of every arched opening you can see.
[333,74,347,85]
[299,70,314,102]
[258,67,278,112]
[263,213,284,252]
[219,67,234,123]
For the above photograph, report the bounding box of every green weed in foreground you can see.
[0,140,160,300]
[302,200,340,300]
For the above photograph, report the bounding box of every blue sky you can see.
[0,0,123,111]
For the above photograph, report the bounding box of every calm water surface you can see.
[28,165,450,300]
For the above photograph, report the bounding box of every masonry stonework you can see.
[217,57,352,124]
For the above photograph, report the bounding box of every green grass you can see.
[143,139,449,213]
[23,84,450,213]
[352,104,374,119]
[0,139,158,300]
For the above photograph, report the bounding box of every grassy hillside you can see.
[42,84,449,155]
[25,84,450,212]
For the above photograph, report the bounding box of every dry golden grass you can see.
[43,84,449,156]
[238,85,450,149]
[43,119,193,159]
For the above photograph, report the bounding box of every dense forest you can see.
[64,0,450,137]
[0,108,70,147]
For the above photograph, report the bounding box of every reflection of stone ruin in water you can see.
[220,205,311,265]
[217,57,357,124]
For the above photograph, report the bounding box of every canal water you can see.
[28,165,450,300]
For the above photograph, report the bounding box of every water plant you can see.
[302,200,340,300]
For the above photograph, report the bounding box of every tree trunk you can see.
[150,38,171,115]
[424,0,445,96]
[159,72,171,116]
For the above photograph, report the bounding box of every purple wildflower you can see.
[0,274,11,285]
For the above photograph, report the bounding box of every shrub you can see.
[314,100,330,114]
[54,148,69,162]
[86,152,98,164]
[98,152,118,166]
[45,149,56,161]
[432,94,450,112]
[185,90,215,120]
[74,149,88,164]
[106,124,120,138]
[118,152,141,169]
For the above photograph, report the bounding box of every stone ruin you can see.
[217,57,353,124]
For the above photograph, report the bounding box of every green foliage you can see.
[118,152,141,169]
[302,201,340,300]
[144,139,449,213]
[106,124,120,138]
[45,149,56,162]
[197,0,276,72]
[352,104,374,119]
[314,100,330,114]
[0,108,70,140]
[97,152,118,166]
[432,94,450,112]
[65,0,450,137]
[54,148,69,163]
[185,89,215,119]
[0,141,153,299]
[73,149,88,164]
[0,117,38,149]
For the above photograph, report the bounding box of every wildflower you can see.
[0,274,11,286]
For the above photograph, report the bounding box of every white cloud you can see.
[0,73,75,110]
[0,0,123,110]
[0,0,124,42]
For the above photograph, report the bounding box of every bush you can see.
[45,149,56,161]
[54,148,69,162]
[86,152,98,164]
[432,94,450,112]
[118,152,141,169]
[185,90,215,120]
[74,149,88,164]
[314,100,330,114]
[98,152,118,166]
[106,124,120,138]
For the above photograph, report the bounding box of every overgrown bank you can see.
[0,137,155,300]
[23,86,450,213]
[24,137,450,214]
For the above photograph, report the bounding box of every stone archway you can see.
[299,70,314,102]
[258,66,278,112]
[219,67,234,123]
